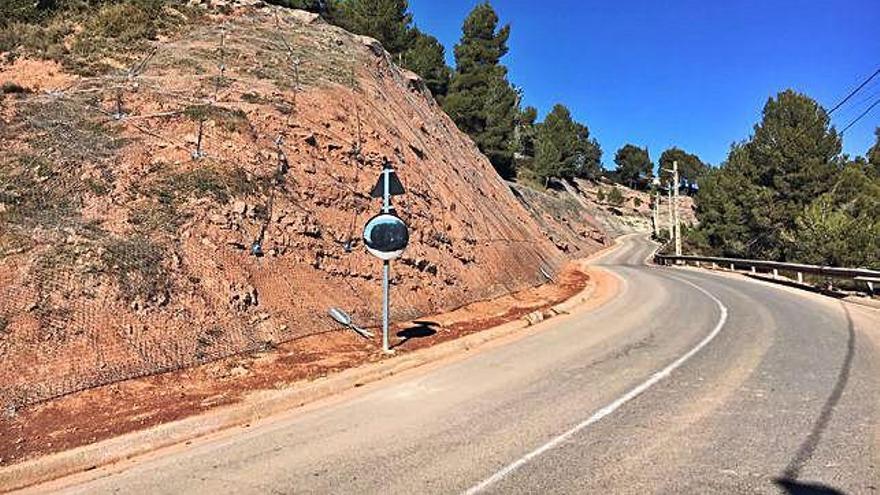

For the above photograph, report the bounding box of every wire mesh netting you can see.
[0,10,576,413]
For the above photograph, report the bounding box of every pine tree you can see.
[693,144,772,257]
[528,104,601,183]
[658,147,708,185]
[787,163,880,268]
[337,0,415,54]
[515,105,539,159]
[443,2,519,178]
[868,127,880,177]
[402,29,451,99]
[330,1,453,99]
[533,104,578,181]
[574,123,602,180]
[612,144,652,188]
[692,90,851,262]
[745,90,842,259]
[748,90,841,200]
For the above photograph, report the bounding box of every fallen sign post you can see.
[363,161,408,353]
[328,307,374,339]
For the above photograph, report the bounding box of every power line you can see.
[829,67,880,115]
[840,97,880,135]
[840,84,880,117]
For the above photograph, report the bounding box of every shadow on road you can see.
[774,478,848,494]
[772,303,856,495]
[779,303,855,482]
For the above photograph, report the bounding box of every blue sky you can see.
[408,0,880,168]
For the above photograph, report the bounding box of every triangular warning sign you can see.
[370,170,405,198]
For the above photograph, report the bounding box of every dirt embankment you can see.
[0,5,608,425]
[0,260,595,467]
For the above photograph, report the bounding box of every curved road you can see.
[34,236,880,494]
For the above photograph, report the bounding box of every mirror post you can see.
[382,163,392,353]
[382,259,390,353]
[383,165,391,214]
[364,160,407,355]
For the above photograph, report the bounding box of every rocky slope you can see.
[0,6,610,410]
[565,178,696,237]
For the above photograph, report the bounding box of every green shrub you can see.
[607,187,625,206]
[87,0,165,42]
[0,20,71,60]
[0,0,45,28]
[1,82,31,94]
[171,168,231,202]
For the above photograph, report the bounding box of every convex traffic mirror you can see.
[363,213,409,261]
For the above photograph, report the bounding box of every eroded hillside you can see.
[0,6,610,410]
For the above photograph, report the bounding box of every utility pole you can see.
[654,187,661,238]
[662,160,681,255]
[667,178,674,243]
[673,160,682,256]
[650,177,661,238]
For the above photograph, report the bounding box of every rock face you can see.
[0,7,606,409]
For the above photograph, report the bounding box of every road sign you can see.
[370,168,405,198]
[363,213,409,261]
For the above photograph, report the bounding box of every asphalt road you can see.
[36,235,880,494]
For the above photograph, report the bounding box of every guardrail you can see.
[654,254,880,294]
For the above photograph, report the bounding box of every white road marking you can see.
[462,273,729,494]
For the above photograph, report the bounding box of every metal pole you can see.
[382,260,390,353]
[382,167,391,213]
[382,165,391,353]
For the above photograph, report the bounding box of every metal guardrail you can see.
[654,254,880,292]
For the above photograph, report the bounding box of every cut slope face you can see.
[0,7,605,410]
[560,179,696,238]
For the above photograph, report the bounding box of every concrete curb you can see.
[1,246,622,493]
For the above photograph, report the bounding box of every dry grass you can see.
[101,236,171,305]
[0,95,119,231]
[0,0,200,76]
[183,104,251,134]
[129,163,256,235]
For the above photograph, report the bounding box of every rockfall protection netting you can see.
[0,11,567,413]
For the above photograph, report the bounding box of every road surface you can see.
[31,235,880,494]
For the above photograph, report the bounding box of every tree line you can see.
[690,90,880,269]
[308,1,879,269]
[287,0,710,188]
